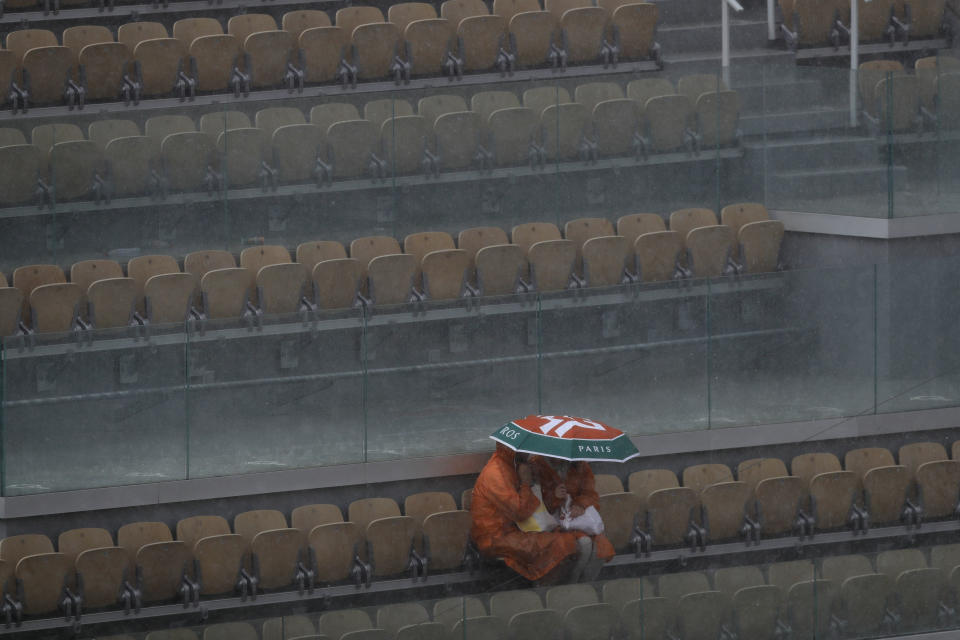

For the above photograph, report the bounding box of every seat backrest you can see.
[240,245,292,273]
[677,74,727,103]
[634,230,683,282]
[627,78,676,108]
[493,0,541,21]
[348,497,402,533]
[379,114,428,175]
[657,571,710,604]
[364,98,415,129]
[523,86,572,116]
[512,221,562,252]
[471,91,522,125]
[262,615,317,640]
[791,452,842,486]
[617,213,666,245]
[134,38,189,96]
[30,283,82,333]
[117,521,173,556]
[507,11,559,68]
[457,227,509,262]
[898,442,948,477]
[489,589,544,622]
[282,10,332,39]
[820,554,874,583]
[582,236,630,286]
[682,463,733,492]
[593,474,624,495]
[310,103,362,134]
[184,250,236,281]
[309,522,363,583]
[311,259,363,310]
[422,250,471,300]
[404,231,457,266]
[610,2,658,59]
[193,535,247,595]
[544,0,591,18]
[545,583,600,611]
[366,517,417,576]
[6,28,58,61]
[377,602,431,636]
[739,220,784,273]
[31,123,84,154]
[736,457,789,489]
[118,21,169,49]
[457,15,507,72]
[128,255,180,309]
[441,0,490,25]
[145,115,196,148]
[320,609,374,639]
[176,515,231,549]
[298,25,349,84]
[291,504,344,534]
[686,225,736,278]
[700,481,754,540]
[390,2,439,30]
[0,287,24,338]
[0,534,55,566]
[257,263,307,314]
[172,17,223,47]
[876,549,927,581]
[809,471,860,529]
[350,235,402,271]
[325,119,381,179]
[198,111,252,138]
[644,94,693,151]
[858,60,905,111]
[296,240,348,271]
[255,107,307,137]
[488,107,540,166]
[564,217,615,249]
[227,13,279,42]
[404,491,458,526]
[87,277,138,328]
[475,244,527,296]
[421,510,472,570]
[234,509,288,544]
[418,94,469,127]
[63,25,113,57]
[844,447,896,481]
[336,6,386,34]
[596,492,641,552]
[713,566,765,594]
[15,552,73,615]
[528,239,576,292]
[0,128,26,147]
[200,268,251,319]
[88,119,140,149]
[628,468,679,501]
[720,202,769,237]
[669,208,718,243]
[574,82,625,112]
[766,559,816,592]
[70,259,124,297]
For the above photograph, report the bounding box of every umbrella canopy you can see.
[491,415,639,463]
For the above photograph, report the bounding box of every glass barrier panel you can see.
[185,309,367,478]
[1,323,188,495]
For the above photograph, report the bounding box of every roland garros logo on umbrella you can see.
[491,415,640,463]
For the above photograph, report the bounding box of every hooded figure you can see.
[470,444,614,583]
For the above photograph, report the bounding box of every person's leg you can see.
[579,538,606,582]
[536,556,575,586]
[567,536,593,583]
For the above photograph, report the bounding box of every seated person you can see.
[470,444,613,584]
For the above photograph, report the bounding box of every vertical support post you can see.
[722,0,731,80]
[768,0,776,40]
[850,0,860,126]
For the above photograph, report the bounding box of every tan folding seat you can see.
[845,447,895,482]
[471,90,522,126]
[199,268,251,319]
[874,74,921,132]
[494,0,541,21]
[0,144,44,206]
[176,515,231,548]
[433,111,481,171]
[916,460,960,518]
[720,202,768,237]
[270,122,325,185]
[310,103,361,134]
[699,481,753,541]
[433,596,487,631]
[49,140,108,202]
[528,239,576,292]
[829,570,890,638]
[296,240,348,271]
[390,2,439,31]
[545,0,591,17]
[787,0,845,45]
[677,591,731,640]
[291,504,343,535]
[256,263,308,315]
[63,25,114,58]
[422,510,472,570]
[184,250,236,282]
[262,615,316,640]
[791,452,842,486]
[0,535,54,568]
[116,521,190,601]
[591,99,641,157]
[643,94,694,152]
[489,107,540,166]
[118,22,169,50]
[282,10,332,39]
[77,43,132,101]
[737,457,788,488]
[899,441,948,477]
[161,132,218,193]
[368,255,419,305]
[657,572,710,625]
[741,461,805,537]
[309,520,363,582]
[217,128,271,188]
[240,244,291,286]
[70,259,124,300]
[32,123,84,154]
[809,471,860,530]
[14,552,73,615]
[404,492,458,528]
[299,26,349,83]
[565,216,615,249]
[687,225,736,278]
[57,528,113,564]
[351,235,402,273]
[863,464,911,524]
[546,583,600,612]
[234,509,306,590]
[242,31,297,90]
[193,533,247,596]
[713,566,765,595]
[582,236,630,287]
[228,14,279,42]
[620,598,669,640]
[669,208,719,245]
[820,554,873,583]
[878,549,926,579]
[513,221,561,251]
[204,622,257,640]
[541,102,591,161]
[595,492,640,552]
[629,469,701,546]
[29,283,83,333]
[327,119,381,179]
[349,497,403,532]
[6,29,58,62]
[677,74,726,104]
[602,577,657,612]
[76,546,132,609]
[475,245,528,295]
[915,56,960,109]
[133,39,188,97]
[854,0,895,40]
[0,129,26,146]
[492,590,554,638]
[404,231,456,266]
[930,543,960,576]
[683,463,733,492]
[611,3,658,61]
[418,95,468,126]
[404,19,455,77]
[627,77,675,108]
[172,18,223,48]
[13,264,66,318]
[127,255,179,310]
[457,15,507,72]
[785,580,838,640]
[143,273,197,324]
[575,82,624,112]
[695,91,740,148]
[351,22,403,80]
[189,35,241,92]
[0,287,24,337]
[589,473,623,495]
[88,120,140,150]
[458,226,509,262]
[876,549,946,631]
[87,278,138,328]
[559,7,610,64]
[336,6,386,34]
[523,85,572,115]
[767,559,816,592]
[311,259,363,310]
[508,11,560,68]
[441,0,490,25]
[858,60,905,117]
[381,115,429,175]
[364,98,414,129]
[378,602,430,636]
[145,114,196,149]
[738,221,784,273]
[422,250,471,299]
[319,609,374,639]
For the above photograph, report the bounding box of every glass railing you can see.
[2,254,959,494]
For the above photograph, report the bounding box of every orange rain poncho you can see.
[470,445,614,581]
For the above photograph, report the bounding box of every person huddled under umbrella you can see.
[470,443,614,584]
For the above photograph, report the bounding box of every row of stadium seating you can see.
[0,205,782,335]
[858,57,960,132]
[0,438,958,625]
[0,0,660,110]
[779,0,945,48]
[147,552,960,640]
[0,76,738,206]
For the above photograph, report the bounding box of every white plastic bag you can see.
[560,496,605,536]
[516,484,560,532]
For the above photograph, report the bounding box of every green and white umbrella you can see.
[491,415,640,463]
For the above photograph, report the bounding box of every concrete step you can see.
[735,77,828,114]
[657,18,771,53]
[767,164,908,199]
[661,47,794,74]
[744,135,882,169]
[740,107,851,135]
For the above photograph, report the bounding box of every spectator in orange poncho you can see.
[470,444,613,584]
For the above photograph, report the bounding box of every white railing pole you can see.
[850,0,860,126]
[768,0,776,40]
[722,0,744,85]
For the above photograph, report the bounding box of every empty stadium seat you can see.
[528,239,577,291]
[200,268,252,319]
[351,236,402,275]
[643,94,694,152]
[234,510,307,590]
[669,208,719,245]
[471,90,521,126]
[15,552,73,615]
[488,107,540,166]
[88,120,140,149]
[475,245,528,295]
[30,283,83,333]
[300,26,349,84]
[381,115,429,175]
[118,22,169,50]
[282,10,332,39]
[791,452,841,485]
[327,119,381,179]
[134,38,189,97]
[87,278,138,328]
[582,236,631,286]
[509,11,560,68]
[319,608,374,639]
[686,225,736,278]
[404,19,456,77]
[227,14,279,43]
[596,492,641,551]
[441,0,490,25]
[191,35,241,93]
[628,469,701,546]
[457,15,508,72]
[262,615,317,640]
